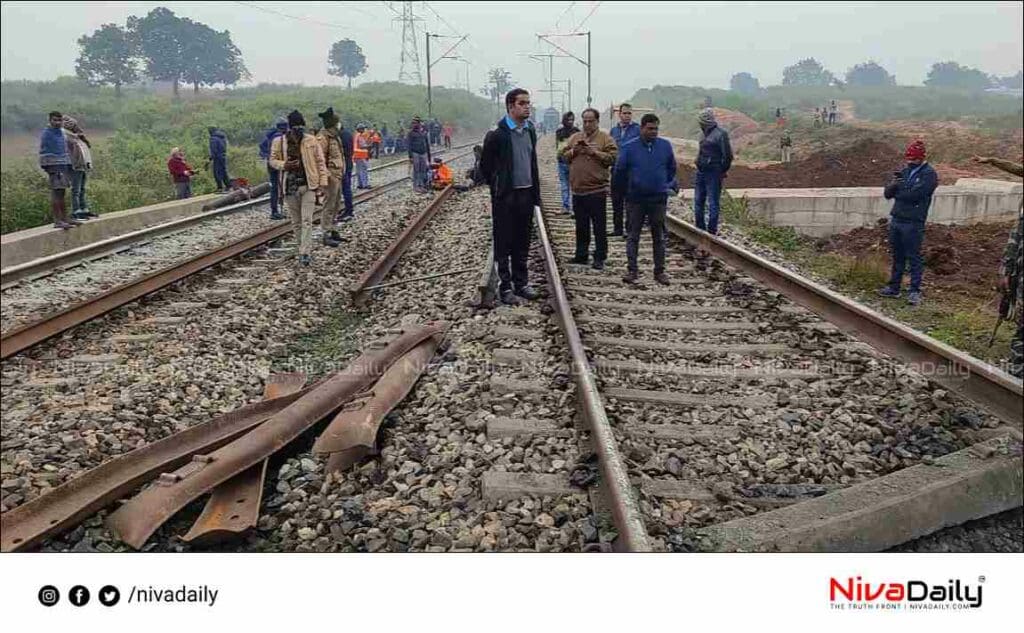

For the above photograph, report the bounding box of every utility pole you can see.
[451,57,471,93]
[426,32,468,119]
[552,79,572,114]
[537,31,592,107]
[396,1,423,84]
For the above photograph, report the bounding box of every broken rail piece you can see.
[314,335,442,472]
[106,321,449,549]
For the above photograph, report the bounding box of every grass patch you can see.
[720,201,1014,366]
[271,307,366,380]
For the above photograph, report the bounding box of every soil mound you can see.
[678,138,903,188]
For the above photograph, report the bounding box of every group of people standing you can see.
[38,110,96,229]
[553,102,733,284]
[815,100,839,127]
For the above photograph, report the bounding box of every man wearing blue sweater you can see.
[613,113,678,285]
[39,111,80,230]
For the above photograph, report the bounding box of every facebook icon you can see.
[69,585,90,607]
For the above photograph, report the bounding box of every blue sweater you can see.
[39,126,70,167]
[209,130,228,160]
[259,127,285,160]
[612,136,678,202]
[884,162,939,223]
[610,121,640,148]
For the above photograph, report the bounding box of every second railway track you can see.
[1,148,475,359]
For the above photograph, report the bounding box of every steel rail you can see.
[349,186,455,305]
[106,323,448,549]
[0,173,429,361]
[666,215,1024,426]
[0,147,475,289]
[0,385,316,552]
[533,203,653,552]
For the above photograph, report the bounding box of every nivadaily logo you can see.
[829,575,984,610]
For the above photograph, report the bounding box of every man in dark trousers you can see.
[877,140,939,306]
[693,108,733,236]
[613,113,678,286]
[480,88,541,305]
[208,126,230,192]
[559,108,617,270]
[337,121,355,221]
[609,102,641,236]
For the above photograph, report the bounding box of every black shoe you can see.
[270,212,285,221]
[654,272,670,286]
[339,212,354,222]
[570,256,588,265]
[622,271,638,284]
[71,211,91,221]
[591,260,605,271]
[514,286,540,300]
[500,290,519,305]
[610,230,624,237]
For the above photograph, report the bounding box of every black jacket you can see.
[696,123,733,172]
[407,128,431,157]
[884,162,939,223]
[480,117,541,205]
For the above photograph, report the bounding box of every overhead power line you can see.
[571,1,603,31]
[554,2,577,29]
[233,1,352,30]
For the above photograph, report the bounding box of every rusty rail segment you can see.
[533,205,653,552]
[349,186,455,306]
[182,373,309,545]
[314,337,440,473]
[0,385,318,552]
[0,223,294,360]
[1,149,474,291]
[666,216,1024,427]
[2,194,276,290]
[0,173,442,361]
[107,322,448,549]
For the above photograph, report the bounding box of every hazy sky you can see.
[2,1,1021,112]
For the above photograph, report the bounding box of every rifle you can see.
[988,293,1010,347]
[988,270,1018,347]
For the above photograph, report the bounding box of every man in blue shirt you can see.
[877,140,939,306]
[613,113,678,285]
[609,103,641,236]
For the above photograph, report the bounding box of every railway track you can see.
[0,148,474,360]
[480,168,1021,552]
[0,137,1018,554]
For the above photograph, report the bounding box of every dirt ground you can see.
[818,218,1016,305]
[676,102,1022,189]
[679,138,907,188]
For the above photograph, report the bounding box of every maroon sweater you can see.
[167,156,194,183]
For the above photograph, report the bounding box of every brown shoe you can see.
[654,272,670,286]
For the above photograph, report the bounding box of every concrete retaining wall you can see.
[1,193,220,269]
[680,178,1022,237]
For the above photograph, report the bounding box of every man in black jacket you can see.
[480,88,541,304]
[877,140,938,306]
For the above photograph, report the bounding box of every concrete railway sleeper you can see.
[518,161,1021,552]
